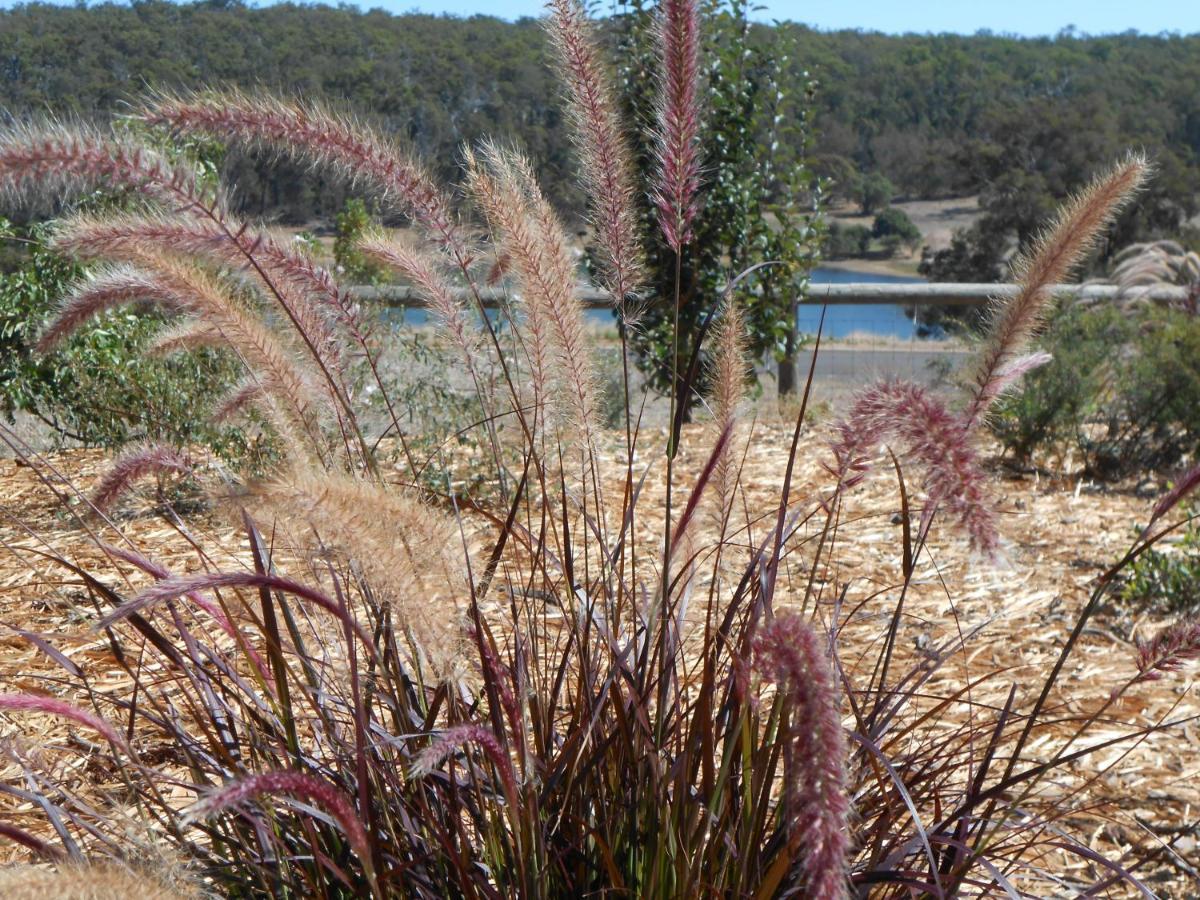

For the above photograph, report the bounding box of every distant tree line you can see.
[1,1,1197,279]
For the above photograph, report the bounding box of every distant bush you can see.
[824,221,872,258]
[990,301,1200,476]
[920,224,1006,283]
[872,206,921,254]
[334,198,388,285]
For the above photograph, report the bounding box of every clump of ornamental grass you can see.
[0,2,1194,896]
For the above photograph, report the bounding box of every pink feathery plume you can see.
[1145,461,1200,534]
[357,234,476,366]
[146,321,223,357]
[465,143,596,437]
[411,723,518,805]
[966,154,1148,427]
[141,92,461,255]
[754,615,850,900]
[651,0,703,253]
[91,444,193,513]
[37,265,191,353]
[708,296,748,528]
[1132,618,1200,685]
[828,380,997,555]
[974,350,1053,408]
[0,123,205,211]
[96,570,375,657]
[103,543,228,629]
[183,770,375,889]
[50,214,350,378]
[546,0,645,303]
[212,379,266,423]
[0,692,127,752]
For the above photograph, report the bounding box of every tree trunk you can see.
[777,297,798,396]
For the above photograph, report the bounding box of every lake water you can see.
[800,267,927,341]
[382,266,928,340]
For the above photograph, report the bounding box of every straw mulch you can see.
[613,421,1200,895]
[0,425,1197,895]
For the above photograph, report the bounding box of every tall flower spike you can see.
[411,723,518,804]
[966,153,1148,426]
[98,570,376,655]
[37,264,192,353]
[146,320,223,357]
[466,142,598,444]
[754,615,850,900]
[465,145,554,427]
[546,0,645,305]
[707,295,747,530]
[0,692,128,752]
[493,145,599,443]
[0,122,206,212]
[651,0,703,252]
[49,211,349,381]
[1132,617,1200,685]
[43,254,327,456]
[357,232,478,371]
[254,469,465,677]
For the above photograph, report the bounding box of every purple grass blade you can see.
[96,571,375,658]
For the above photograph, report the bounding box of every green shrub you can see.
[1121,517,1200,615]
[824,221,872,258]
[872,206,921,252]
[0,219,262,465]
[991,301,1200,476]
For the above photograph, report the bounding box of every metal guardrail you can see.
[350,282,1193,309]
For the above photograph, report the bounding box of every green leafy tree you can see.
[857,171,894,215]
[919,224,1005,283]
[825,222,871,259]
[615,0,823,408]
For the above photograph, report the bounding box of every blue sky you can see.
[367,0,1195,36]
[0,0,1193,36]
